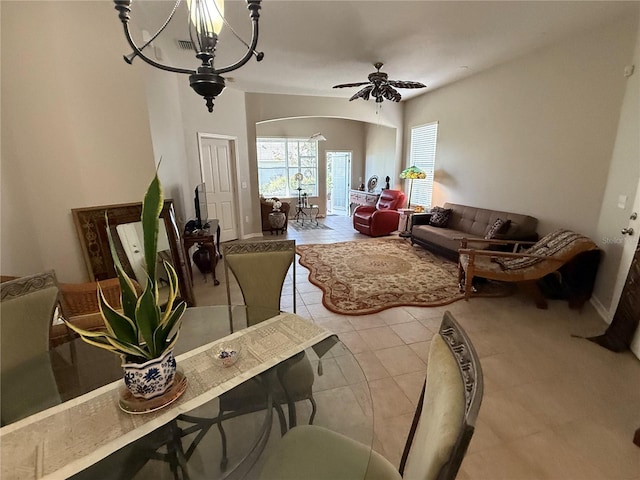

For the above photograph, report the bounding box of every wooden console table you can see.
[349,190,380,215]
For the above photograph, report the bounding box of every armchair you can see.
[353,189,406,237]
[260,197,291,232]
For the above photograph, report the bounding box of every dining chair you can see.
[223,239,296,324]
[0,270,62,425]
[259,310,484,480]
[49,277,123,347]
[179,240,316,470]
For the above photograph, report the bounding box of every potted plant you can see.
[65,174,187,400]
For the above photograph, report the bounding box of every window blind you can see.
[408,122,438,208]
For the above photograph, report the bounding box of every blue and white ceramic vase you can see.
[122,349,177,399]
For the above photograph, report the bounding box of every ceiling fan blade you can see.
[381,86,402,102]
[333,82,370,89]
[349,85,373,101]
[387,80,427,89]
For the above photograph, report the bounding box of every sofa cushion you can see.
[444,203,537,239]
[485,218,511,239]
[429,207,452,227]
[494,229,590,270]
[412,225,488,253]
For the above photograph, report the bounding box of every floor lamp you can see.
[399,166,427,237]
[400,165,427,209]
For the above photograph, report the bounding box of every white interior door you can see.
[198,135,238,242]
[623,179,640,359]
[327,151,351,215]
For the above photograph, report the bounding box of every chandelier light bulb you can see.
[187,0,225,37]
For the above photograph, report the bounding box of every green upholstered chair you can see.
[182,240,316,470]
[0,270,62,425]
[259,311,484,480]
[224,239,296,324]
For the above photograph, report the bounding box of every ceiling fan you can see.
[332,62,427,103]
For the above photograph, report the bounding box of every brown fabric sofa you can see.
[411,202,538,261]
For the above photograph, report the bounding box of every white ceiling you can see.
[131,1,638,102]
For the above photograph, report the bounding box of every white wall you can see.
[593,24,640,314]
[144,68,191,226]
[1,1,156,282]
[176,86,251,238]
[365,124,398,190]
[404,13,637,239]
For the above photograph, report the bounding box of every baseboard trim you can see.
[590,296,612,324]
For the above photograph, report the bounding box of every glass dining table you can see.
[0,306,373,480]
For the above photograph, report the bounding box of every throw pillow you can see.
[429,207,452,228]
[485,218,511,239]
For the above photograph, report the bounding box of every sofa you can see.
[411,202,538,261]
[353,189,406,237]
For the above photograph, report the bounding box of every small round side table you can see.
[398,208,415,238]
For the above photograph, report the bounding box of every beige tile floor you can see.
[192,214,640,479]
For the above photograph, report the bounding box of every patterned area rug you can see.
[288,221,333,232]
[297,239,510,315]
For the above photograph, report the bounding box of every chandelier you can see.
[113,0,264,112]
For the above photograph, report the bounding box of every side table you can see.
[294,204,319,226]
[398,208,415,238]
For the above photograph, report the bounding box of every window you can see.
[257,138,318,197]
[408,122,438,208]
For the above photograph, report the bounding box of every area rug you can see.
[297,239,510,315]
[288,221,333,232]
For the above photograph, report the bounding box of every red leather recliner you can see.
[353,189,406,237]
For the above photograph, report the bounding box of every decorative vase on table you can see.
[123,349,177,399]
[269,210,286,234]
[193,244,212,274]
[64,174,187,407]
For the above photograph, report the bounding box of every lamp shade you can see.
[400,166,427,209]
[309,133,327,142]
[400,166,427,180]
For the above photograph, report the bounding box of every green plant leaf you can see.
[79,336,122,353]
[105,336,152,361]
[153,301,186,349]
[62,321,123,353]
[142,173,163,286]
[135,281,161,357]
[63,318,107,338]
[98,284,137,344]
[114,264,139,320]
[104,214,139,319]
[160,260,180,325]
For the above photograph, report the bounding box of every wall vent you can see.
[177,40,194,50]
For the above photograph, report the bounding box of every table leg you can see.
[207,244,220,286]
[215,224,222,259]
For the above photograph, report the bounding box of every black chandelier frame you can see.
[113,0,263,112]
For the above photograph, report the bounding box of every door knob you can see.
[621,227,634,235]
[631,212,638,220]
